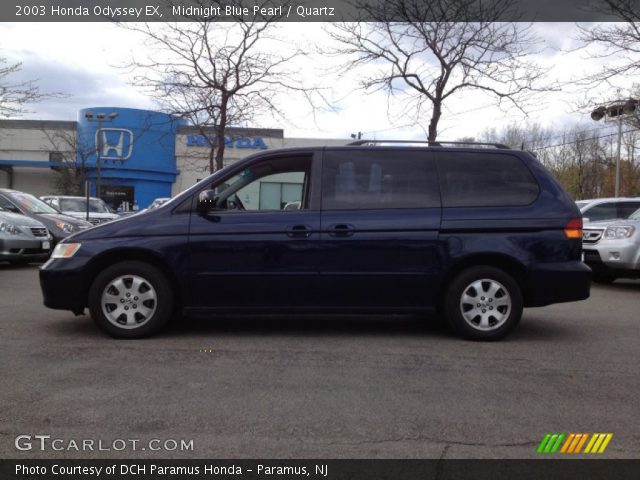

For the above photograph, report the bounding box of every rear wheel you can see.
[88,261,173,338]
[445,266,523,340]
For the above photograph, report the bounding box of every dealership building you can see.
[0,107,348,209]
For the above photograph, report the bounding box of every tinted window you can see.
[437,152,539,207]
[322,151,439,210]
[617,202,640,219]
[0,194,18,212]
[582,203,618,222]
[585,203,618,221]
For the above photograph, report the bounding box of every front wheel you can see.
[88,261,174,338]
[444,266,523,340]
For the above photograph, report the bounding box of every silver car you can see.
[0,208,53,264]
[582,208,640,283]
[40,195,120,226]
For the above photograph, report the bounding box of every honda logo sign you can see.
[96,128,134,161]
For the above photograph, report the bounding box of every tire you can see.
[88,261,174,339]
[444,266,523,341]
[592,273,616,284]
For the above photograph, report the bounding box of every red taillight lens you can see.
[564,218,583,239]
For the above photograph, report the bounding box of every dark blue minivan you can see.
[39,142,591,340]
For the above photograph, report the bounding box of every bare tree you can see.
[577,0,640,86]
[0,57,49,118]
[485,120,640,198]
[42,128,92,196]
[327,0,550,141]
[123,1,316,173]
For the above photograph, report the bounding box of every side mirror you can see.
[197,190,218,215]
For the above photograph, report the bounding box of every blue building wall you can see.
[77,107,184,208]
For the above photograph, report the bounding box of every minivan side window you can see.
[437,152,539,208]
[321,150,439,210]
[211,156,311,211]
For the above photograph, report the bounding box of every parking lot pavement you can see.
[0,263,638,459]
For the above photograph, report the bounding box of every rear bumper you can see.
[526,261,591,307]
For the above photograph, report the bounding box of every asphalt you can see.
[0,264,638,459]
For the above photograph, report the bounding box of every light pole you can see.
[591,98,638,197]
[84,111,119,220]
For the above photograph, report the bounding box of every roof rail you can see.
[347,140,510,149]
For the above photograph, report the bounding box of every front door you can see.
[187,154,321,310]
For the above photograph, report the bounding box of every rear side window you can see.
[585,203,619,221]
[322,150,439,210]
[437,152,539,207]
[617,202,640,219]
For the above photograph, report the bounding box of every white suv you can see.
[582,207,640,283]
[576,197,640,223]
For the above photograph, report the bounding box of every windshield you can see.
[9,192,59,214]
[575,201,588,209]
[630,208,640,220]
[60,198,113,213]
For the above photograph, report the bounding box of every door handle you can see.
[286,225,312,238]
[328,223,355,237]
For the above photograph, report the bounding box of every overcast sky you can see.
[0,22,635,141]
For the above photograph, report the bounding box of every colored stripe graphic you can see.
[574,433,589,453]
[538,433,612,454]
[537,433,565,454]
[585,433,613,454]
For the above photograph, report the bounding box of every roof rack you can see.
[347,140,510,149]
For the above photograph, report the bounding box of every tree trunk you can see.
[208,147,215,175]
[213,96,229,173]
[427,100,442,142]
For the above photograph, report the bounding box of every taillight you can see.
[564,218,583,239]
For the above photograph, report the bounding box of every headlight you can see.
[51,243,81,258]
[55,221,74,233]
[0,222,21,235]
[604,226,636,239]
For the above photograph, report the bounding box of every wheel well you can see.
[441,255,531,306]
[84,249,183,310]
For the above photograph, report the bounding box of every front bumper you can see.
[0,236,52,262]
[39,256,91,311]
[525,261,591,307]
[583,239,640,272]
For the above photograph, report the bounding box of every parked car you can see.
[576,197,640,223]
[147,197,171,210]
[134,197,171,215]
[0,189,92,244]
[40,195,120,225]
[40,142,591,340]
[582,207,640,283]
[0,206,53,264]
